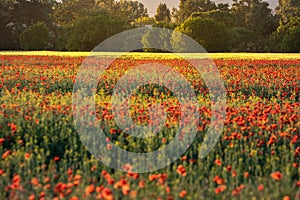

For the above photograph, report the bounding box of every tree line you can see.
[0,0,299,52]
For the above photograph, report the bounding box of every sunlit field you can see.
[1,51,300,60]
[0,53,299,200]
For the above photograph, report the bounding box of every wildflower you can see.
[24,153,30,159]
[65,168,72,176]
[114,179,130,195]
[179,190,187,198]
[127,172,139,179]
[31,178,39,186]
[12,174,21,188]
[215,185,226,194]
[181,156,187,161]
[166,186,171,194]
[54,156,60,162]
[129,190,137,198]
[231,189,238,196]
[214,159,222,166]
[8,122,17,133]
[101,187,113,200]
[139,180,145,188]
[232,171,237,177]
[176,165,187,176]
[39,192,45,198]
[258,184,264,191]
[96,185,104,193]
[43,177,50,183]
[2,150,11,159]
[28,194,35,200]
[85,184,95,196]
[226,165,232,172]
[271,171,283,180]
[43,184,51,190]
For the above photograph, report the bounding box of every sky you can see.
[138,0,279,16]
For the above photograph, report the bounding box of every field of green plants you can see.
[0,53,299,200]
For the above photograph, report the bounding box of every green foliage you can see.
[0,0,299,52]
[65,12,127,51]
[175,0,217,23]
[230,27,256,52]
[277,0,300,23]
[155,3,171,23]
[53,0,148,50]
[19,22,50,50]
[53,0,96,25]
[174,17,232,52]
[133,17,155,27]
[142,28,173,52]
[191,10,234,27]
[270,17,300,52]
[0,0,54,50]
[114,0,148,23]
[230,0,278,52]
[153,21,177,30]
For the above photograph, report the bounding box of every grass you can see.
[0,55,299,199]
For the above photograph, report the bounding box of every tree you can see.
[231,0,252,27]
[191,9,234,27]
[216,3,230,11]
[19,22,50,50]
[153,21,177,30]
[133,17,155,27]
[114,0,148,23]
[230,27,255,51]
[53,0,101,26]
[247,1,278,51]
[155,3,171,23]
[270,17,300,52]
[142,27,173,52]
[276,0,300,24]
[231,0,278,51]
[0,0,55,50]
[174,0,217,23]
[173,17,232,52]
[65,12,127,51]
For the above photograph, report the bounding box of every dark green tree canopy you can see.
[114,0,148,23]
[174,17,232,52]
[19,22,50,50]
[270,17,300,52]
[175,0,217,23]
[0,0,298,52]
[277,0,300,23]
[155,3,171,22]
[65,12,127,51]
[0,0,54,49]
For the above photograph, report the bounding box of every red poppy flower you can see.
[271,171,283,180]
[258,184,264,191]
[85,184,95,195]
[179,190,187,198]
[176,165,187,176]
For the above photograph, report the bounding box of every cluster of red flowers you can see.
[0,55,299,199]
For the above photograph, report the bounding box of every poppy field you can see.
[0,54,299,200]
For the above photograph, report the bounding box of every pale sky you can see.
[138,0,279,16]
